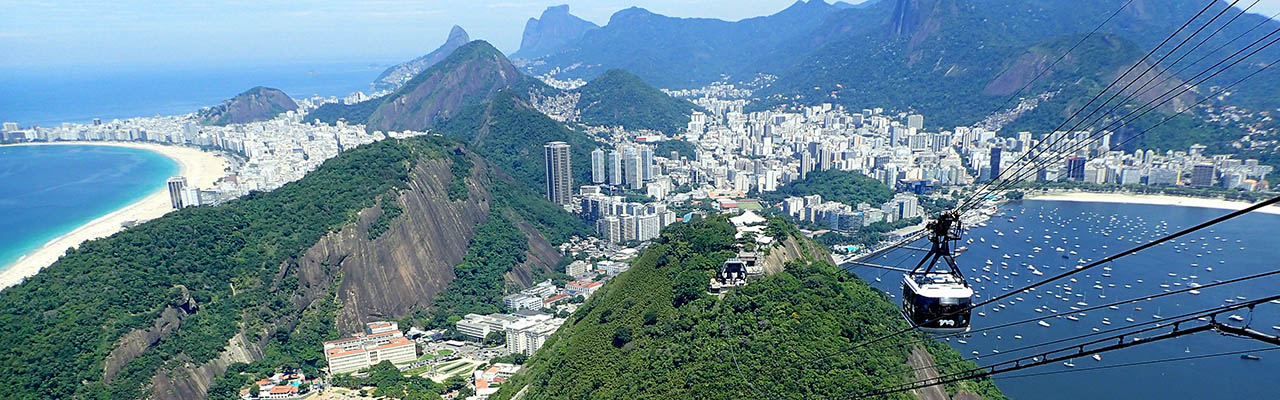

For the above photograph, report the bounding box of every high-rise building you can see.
[544,142,572,205]
[624,147,643,190]
[988,147,1003,182]
[1191,164,1216,187]
[591,148,606,184]
[608,150,624,187]
[640,145,654,181]
[1066,157,1086,181]
[166,177,188,209]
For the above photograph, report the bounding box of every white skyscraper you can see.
[591,148,606,184]
[608,150,624,187]
[166,176,188,209]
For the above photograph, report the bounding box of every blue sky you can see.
[2,0,1279,68]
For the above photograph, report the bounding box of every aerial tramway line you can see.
[900,211,973,333]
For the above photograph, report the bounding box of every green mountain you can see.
[0,133,588,399]
[575,69,702,133]
[524,0,846,88]
[511,5,599,60]
[491,215,1005,400]
[306,40,538,132]
[372,25,472,92]
[198,86,297,126]
[436,91,597,193]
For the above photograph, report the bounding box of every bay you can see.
[850,200,1280,399]
[0,145,178,271]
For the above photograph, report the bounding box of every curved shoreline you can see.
[0,142,228,290]
[1024,191,1280,215]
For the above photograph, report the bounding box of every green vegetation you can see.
[305,100,377,126]
[653,139,696,160]
[761,169,894,207]
[447,149,473,201]
[424,210,528,328]
[436,92,597,194]
[330,361,445,400]
[493,216,1003,399]
[0,136,464,399]
[575,69,702,133]
[368,195,405,240]
[815,217,922,249]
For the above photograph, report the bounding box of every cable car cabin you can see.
[902,273,973,333]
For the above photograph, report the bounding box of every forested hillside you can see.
[435,91,598,193]
[0,133,589,399]
[761,169,894,207]
[493,215,1005,399]
[575,69,703,133]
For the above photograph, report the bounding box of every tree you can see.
[611,326,633,348]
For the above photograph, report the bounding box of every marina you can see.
[847,200,1280,400]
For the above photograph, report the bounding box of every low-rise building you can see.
[565,280,603,297]
[455,313,520,340]
[323,321,418,375]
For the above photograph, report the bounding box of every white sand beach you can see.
[0,142,229,290]
[1027,191,1280,216]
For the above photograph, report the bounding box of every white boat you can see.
[1038,320,1051,327]
[1092,354,1102,361]
[1066,316,1080,322]
[1064,360,1076,367]
[1229,315,1245,322]
[1272,325,1280,331]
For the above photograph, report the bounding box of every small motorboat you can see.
[1241,354,1261,361]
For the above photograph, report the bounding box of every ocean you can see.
[850,200,1280,399]
[0,145,178,271]
[0,61,389,127]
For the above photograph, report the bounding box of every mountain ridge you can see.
[372,25,472,92]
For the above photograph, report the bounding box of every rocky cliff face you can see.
[198,86,298,126]
[373,26,472,92]
[138,147,562,399]
[512,5,599,60]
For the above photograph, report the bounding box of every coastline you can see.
[0,141,228,290]
[1023,191,1280,216]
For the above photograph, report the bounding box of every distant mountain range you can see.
[371,25,471,92]
[198,86,297,126]
[512,5,599,61]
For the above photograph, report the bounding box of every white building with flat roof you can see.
[323,321,417,375]
[505,314,565,356]
[456,313,520,340]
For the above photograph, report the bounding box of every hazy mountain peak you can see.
[372,25,473,92]
[513,5,600,60]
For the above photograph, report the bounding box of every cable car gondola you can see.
[902,211,974,333]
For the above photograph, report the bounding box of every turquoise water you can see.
[0,145,178,271]
[852,200,1280,399]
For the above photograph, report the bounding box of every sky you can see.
[2,0,1280,68]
